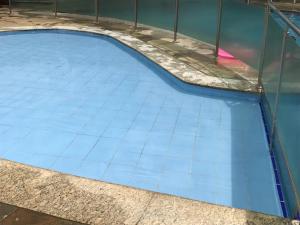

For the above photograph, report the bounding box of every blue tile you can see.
[159,172,200,199]
[109,119,133,129]
[135,113,157,122]
[80,120,108,136]
[111,151,140,166]
[85,137,120,163]
[169,134,195,150]
[130,169,161,191]
[142,145,168,156]
[124,130,148,145]
[187,187,216,203]
[131,119,154,131]
[151,122,175,133]
[249,185,282,216]
[3,151,58,168]
[61,134,98,159]
[168,143,194,159]
[2,126,31,139]
[116,142,144,154]
[174,121,199,136]
[163,157,192,173]
[137,154,166,172]
[191,160,216,177]
[75,161,108,180]
[102,163,135,186]
[102,127,128,139]
[52,157,82,174]
[25,154,58,169]
[33,130,76,156]
[0,125,10,134]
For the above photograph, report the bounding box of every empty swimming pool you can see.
[0,30,281,216]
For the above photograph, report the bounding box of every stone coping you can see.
[273,2,300,12]
[0,8,258,92]
[0,159,299,225]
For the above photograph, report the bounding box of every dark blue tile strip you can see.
[296,212,300,220]
[260,96,289,218]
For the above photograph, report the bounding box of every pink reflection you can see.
[218,48,235,59]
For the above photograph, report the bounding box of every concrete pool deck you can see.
[0,159,299,225]
[0,6,299,225]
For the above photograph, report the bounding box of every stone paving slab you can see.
[0,159,299,225]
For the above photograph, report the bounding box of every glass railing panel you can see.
[276,33,300,216]
[100,0,134,22]
[220,0,265,69]
[178,0,217,45]
[137,0,174,31]
[12,0,54,12]
[261,14,285,115]
[57,0,95,16]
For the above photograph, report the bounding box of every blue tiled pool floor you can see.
[0,30,282,216]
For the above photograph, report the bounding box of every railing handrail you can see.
[268,2,300,36]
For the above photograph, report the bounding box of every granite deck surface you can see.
[0,6,299,225]
[0,159,299,225]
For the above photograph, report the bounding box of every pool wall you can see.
[5,0,300,219]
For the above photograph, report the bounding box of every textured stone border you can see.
[0,159,299,225]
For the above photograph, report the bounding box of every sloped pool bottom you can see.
[0,30,281,216]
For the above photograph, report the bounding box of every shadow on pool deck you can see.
[0,202,86,225]
[0,159,299,225]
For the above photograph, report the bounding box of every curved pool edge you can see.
[0,24,258,95]
[0,158,297,225]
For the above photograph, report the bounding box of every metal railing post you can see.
[269,28,288,152]
[215,0,223,59]
[8,0,12,15]
[173,0,179,42]
[134,0,138,29]
[257,4,270,92]
[54,0,57,17]
[95,0,99,22]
